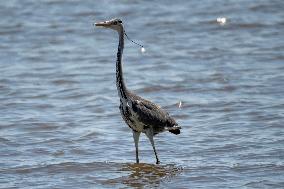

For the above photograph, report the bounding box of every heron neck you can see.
[116,29,128,101]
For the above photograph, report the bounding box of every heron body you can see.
[95,18,181,164]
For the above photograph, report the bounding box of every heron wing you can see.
[131,97,177,128]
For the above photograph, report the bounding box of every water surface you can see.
[1,0,284,188]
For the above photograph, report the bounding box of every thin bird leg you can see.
[145,128,160,164]
[132,130,141,164]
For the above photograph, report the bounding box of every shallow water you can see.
[1,0,284,188]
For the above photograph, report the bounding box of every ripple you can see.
[51,79,79,85]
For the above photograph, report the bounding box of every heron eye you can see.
[118,20,122,23]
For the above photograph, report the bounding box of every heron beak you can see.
[95,21,111,27]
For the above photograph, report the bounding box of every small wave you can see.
[51,79,79,85]
[22,122,60,132]
[244,180,284,188]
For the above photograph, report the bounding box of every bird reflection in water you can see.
[103,163,183,188]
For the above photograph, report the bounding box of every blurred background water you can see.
[1,0,284,188]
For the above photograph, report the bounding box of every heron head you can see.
[95,18,123,32]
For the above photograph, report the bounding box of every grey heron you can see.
[95,18,181,164]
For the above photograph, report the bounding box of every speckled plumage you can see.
[120,91,180,135]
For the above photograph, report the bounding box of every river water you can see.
[1,0,284,188]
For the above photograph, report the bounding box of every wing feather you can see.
[131,97,177,128]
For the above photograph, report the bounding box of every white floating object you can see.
[216,17,227,25]
[141,47,146,53]
[178,101,182,108]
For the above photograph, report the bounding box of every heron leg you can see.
[132,130,141,164]
[145,128,160,164]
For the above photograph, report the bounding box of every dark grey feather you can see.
[128,92,180,135]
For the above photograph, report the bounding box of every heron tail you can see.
[166,126,181,135]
